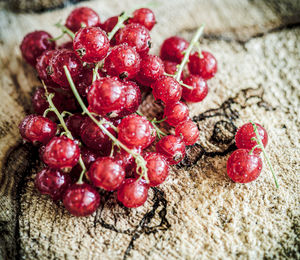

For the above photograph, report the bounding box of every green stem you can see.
[55,22,75,39]
[108,12,130,41]
[179,80,193,90]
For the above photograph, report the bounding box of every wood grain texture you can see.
[0,0,299,259]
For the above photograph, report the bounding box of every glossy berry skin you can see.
[115,23,151,55]
[128,8,156,31]
[227,149,263,183]
[19,115,57,144]
[117,178,149,208]
[152,76,182,105]
[175,120,199,145]
[136,54,164,86]
[89,157,125,191]
[73,27,109,63]
[66,114,86,138]
[160,36,189,63]
[20,31,55,66]
[118,81,141,116]
[104,44,141,80]
[163,101,189,127]
[115,147,141,174]
[182,75,208,103]
[118,114,156,149]
[35,167,71,200]
[43,136,80,170]
[235,123,268,154]
[101,16,118,33]
[156,135,186,165]
[76,67,93,97]
[65,7,101,33]
[163,60,178,75]
[87,77,126,116]
[188,51,217,80]
[49,49,83,89]
[63,183,100,216]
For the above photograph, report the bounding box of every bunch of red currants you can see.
[18,6,218,216]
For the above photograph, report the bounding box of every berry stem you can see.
[250,121,279,188]
[55,22,75,39]
[107,12,130,41]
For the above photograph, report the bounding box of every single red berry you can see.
[118,114,156,149]
[66,114,86,138]
[175,120,199,145]
[59,92,79,112]
[182,75,208,103]
[128,8,156,31]
[163,60,178,75]
[104,44,141,80]
[88,157,125,191]
[152,76,182,104]
[20,31,55,66]
[58,41,73,50]
[227,149,263,183]
[160,36,189,63]
[118,81,141,116]
[156,135,186,165]
[117,178,149,208]
[188,51,217,80]
[73,27,109,63]
[163,101,189,127]
[35,167,71,200]
[101,16,118,33]
[65,7,101,33]
[43,136,80,170]
[87,77,126,116]
[76,66,93,97]
[235,123,268,154]
[19,115,57,144]
[63,183,100,216]
[114,147,142,174]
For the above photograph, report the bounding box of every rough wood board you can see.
[0,0,299,259]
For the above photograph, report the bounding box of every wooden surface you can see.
[0,0,299,259]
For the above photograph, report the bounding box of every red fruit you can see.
[163,101,189,127]
[19,115,57,144]
[58,41,73,50]
[76,67,93,97]
[175,120,199,145]
[20,31,55,66]
[152,76,182,104]
[43,136,80,170]
[227,149,263,183]
[160,36,189,63]
[118,81,141,116]
[117,178,149,208]
[65,7,101,33]
[156,135,186,165]
[87,77,126,116]
[188,51,217,80]
[104,44,141,80]
[182,75,208,103]
[35,167,71,200]
[66,114,86,138]
[63,183,100,216]
[101,16,118,33]
[128,8,156,31]
[163,60,179,75]
[89,157,125,191]
[235,123,268,154]
[115,23,151,55]
[73,27,109,63]
[118,114,156,149]
[49,49,83,89]
[114,147,141,174]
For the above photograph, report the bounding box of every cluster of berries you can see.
[18,6,218,216]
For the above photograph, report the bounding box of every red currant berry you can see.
[128,8,156,31]
[66,113,86,139]
[87,77,126,116]
[73,27,109,63]
[63,183,100,216]
[20,31,55,66]
[58,41,73,50]
[114,147,142,174]
[118,114,156,149]
[104,44,141,80]
[35,167,71,200]
[118,81,141,116]
[188,51,217,80]
[43,136,80,170]
[163,101,189,127]
[76,67,93,97]
[235,123,268,154]
[152,76,182,104]
[117,178,149,208]
[156,135,186,165]
[175,120,199,145]
[163,60,179,75]
[160,36,189,63]
[101,16,118,33]
[19,115,57,144]
[88,157,125,191]
[182,75,208,103]
[227,149,263,183]
[65,7,101,33]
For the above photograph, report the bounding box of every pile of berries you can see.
[19,6,218,216]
